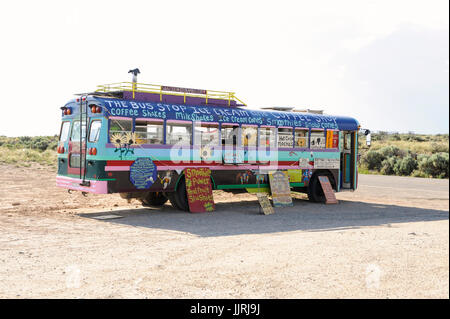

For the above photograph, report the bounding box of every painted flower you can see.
[110,133,126,148]
[124,132,136,145]
[200,146,212,160]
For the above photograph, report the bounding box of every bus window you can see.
[310,130,326,149]
[277,128,293,148]
[241,126,257,147]
[295,128,308,148]
[109,119,132,136]
[59,121,70,142]
[258,127,276,148]
[326,130,339,148]
[135,120,164,144]
[89,120,102,142]
[71,121,86,141]
[221,125,239,146]
[195,123,219,146]
[167,122,192,145]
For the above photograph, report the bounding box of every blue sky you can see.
[0,0,448,136]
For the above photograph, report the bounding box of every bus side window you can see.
[71,121,86,141]
[221,125,239,146]
[195,123,219,146]
[310,130,326,149]
[258,127,276,148]
[135,120,164,144]
[294,128,308,148]
[89,120,102,142]
[166,122,192,145]
[59,121,70,142]
[109,119,132,143]
[241,126,257,147]
[277,128,293,148]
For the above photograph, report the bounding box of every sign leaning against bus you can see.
[56,80,361,212]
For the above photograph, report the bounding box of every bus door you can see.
[221,124,243,164]
[67,120,87,177]
[341,131,356,189]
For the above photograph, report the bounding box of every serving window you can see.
[195,123,220,146]
[241,126,258,147]
[109,119,132,144]
[326,130,339,148]
[221,124,239,146]
[277,128,293,148]
[258,127,276,148]
[294,128,308,148]
[166,122,192,145]
[135,120,164,145]
[310,129,326,149]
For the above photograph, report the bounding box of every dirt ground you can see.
[0,164,448,298]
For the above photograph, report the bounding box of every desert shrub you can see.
[379,145,404,158]
[362,150,385,170]
[380,156,397,175]
[394,155,417,176]
[418,153,449,178]
[431,142,449,154]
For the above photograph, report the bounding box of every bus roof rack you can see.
[93,81,247,108]
[260,106,295,112]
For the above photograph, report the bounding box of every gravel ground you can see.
[0,164,448,298]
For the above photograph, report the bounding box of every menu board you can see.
[257,193,274,215]
[318,176,338,204]
[185,168,215,213]
[268,171,293,207]
[129,158,158,189]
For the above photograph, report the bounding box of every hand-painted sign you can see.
[314,158,340,169]
[161,86,207,95]
[277,134,294,148]
[98,98,342,130]
[318,176,338,204]
[257,193,274,215]
[268,171,293,207]
[185,168,215,213]
[130,157,157,189]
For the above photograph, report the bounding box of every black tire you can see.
[140,192,168,207]
[173,177,190,211]
[166,192,183,210]
[307,174,327,203]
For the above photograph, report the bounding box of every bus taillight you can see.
[88,148,97,155]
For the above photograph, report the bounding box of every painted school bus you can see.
[56,82,360,211]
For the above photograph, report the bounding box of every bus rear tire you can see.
[168,177,190,212]
[307,173,329,203]
[140,192,168,207]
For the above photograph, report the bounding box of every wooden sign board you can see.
[256,193,274,215]
[318,176,338,204]
[185,168,215,213]
[268,171,293,207]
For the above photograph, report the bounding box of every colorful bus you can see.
[56,81,360,211]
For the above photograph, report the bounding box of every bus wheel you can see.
[307,174,326,203]
[167,177,190,212]
[140,192,168,207]
[174,177,190,211]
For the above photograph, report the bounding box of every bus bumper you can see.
[56,175,108,194]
